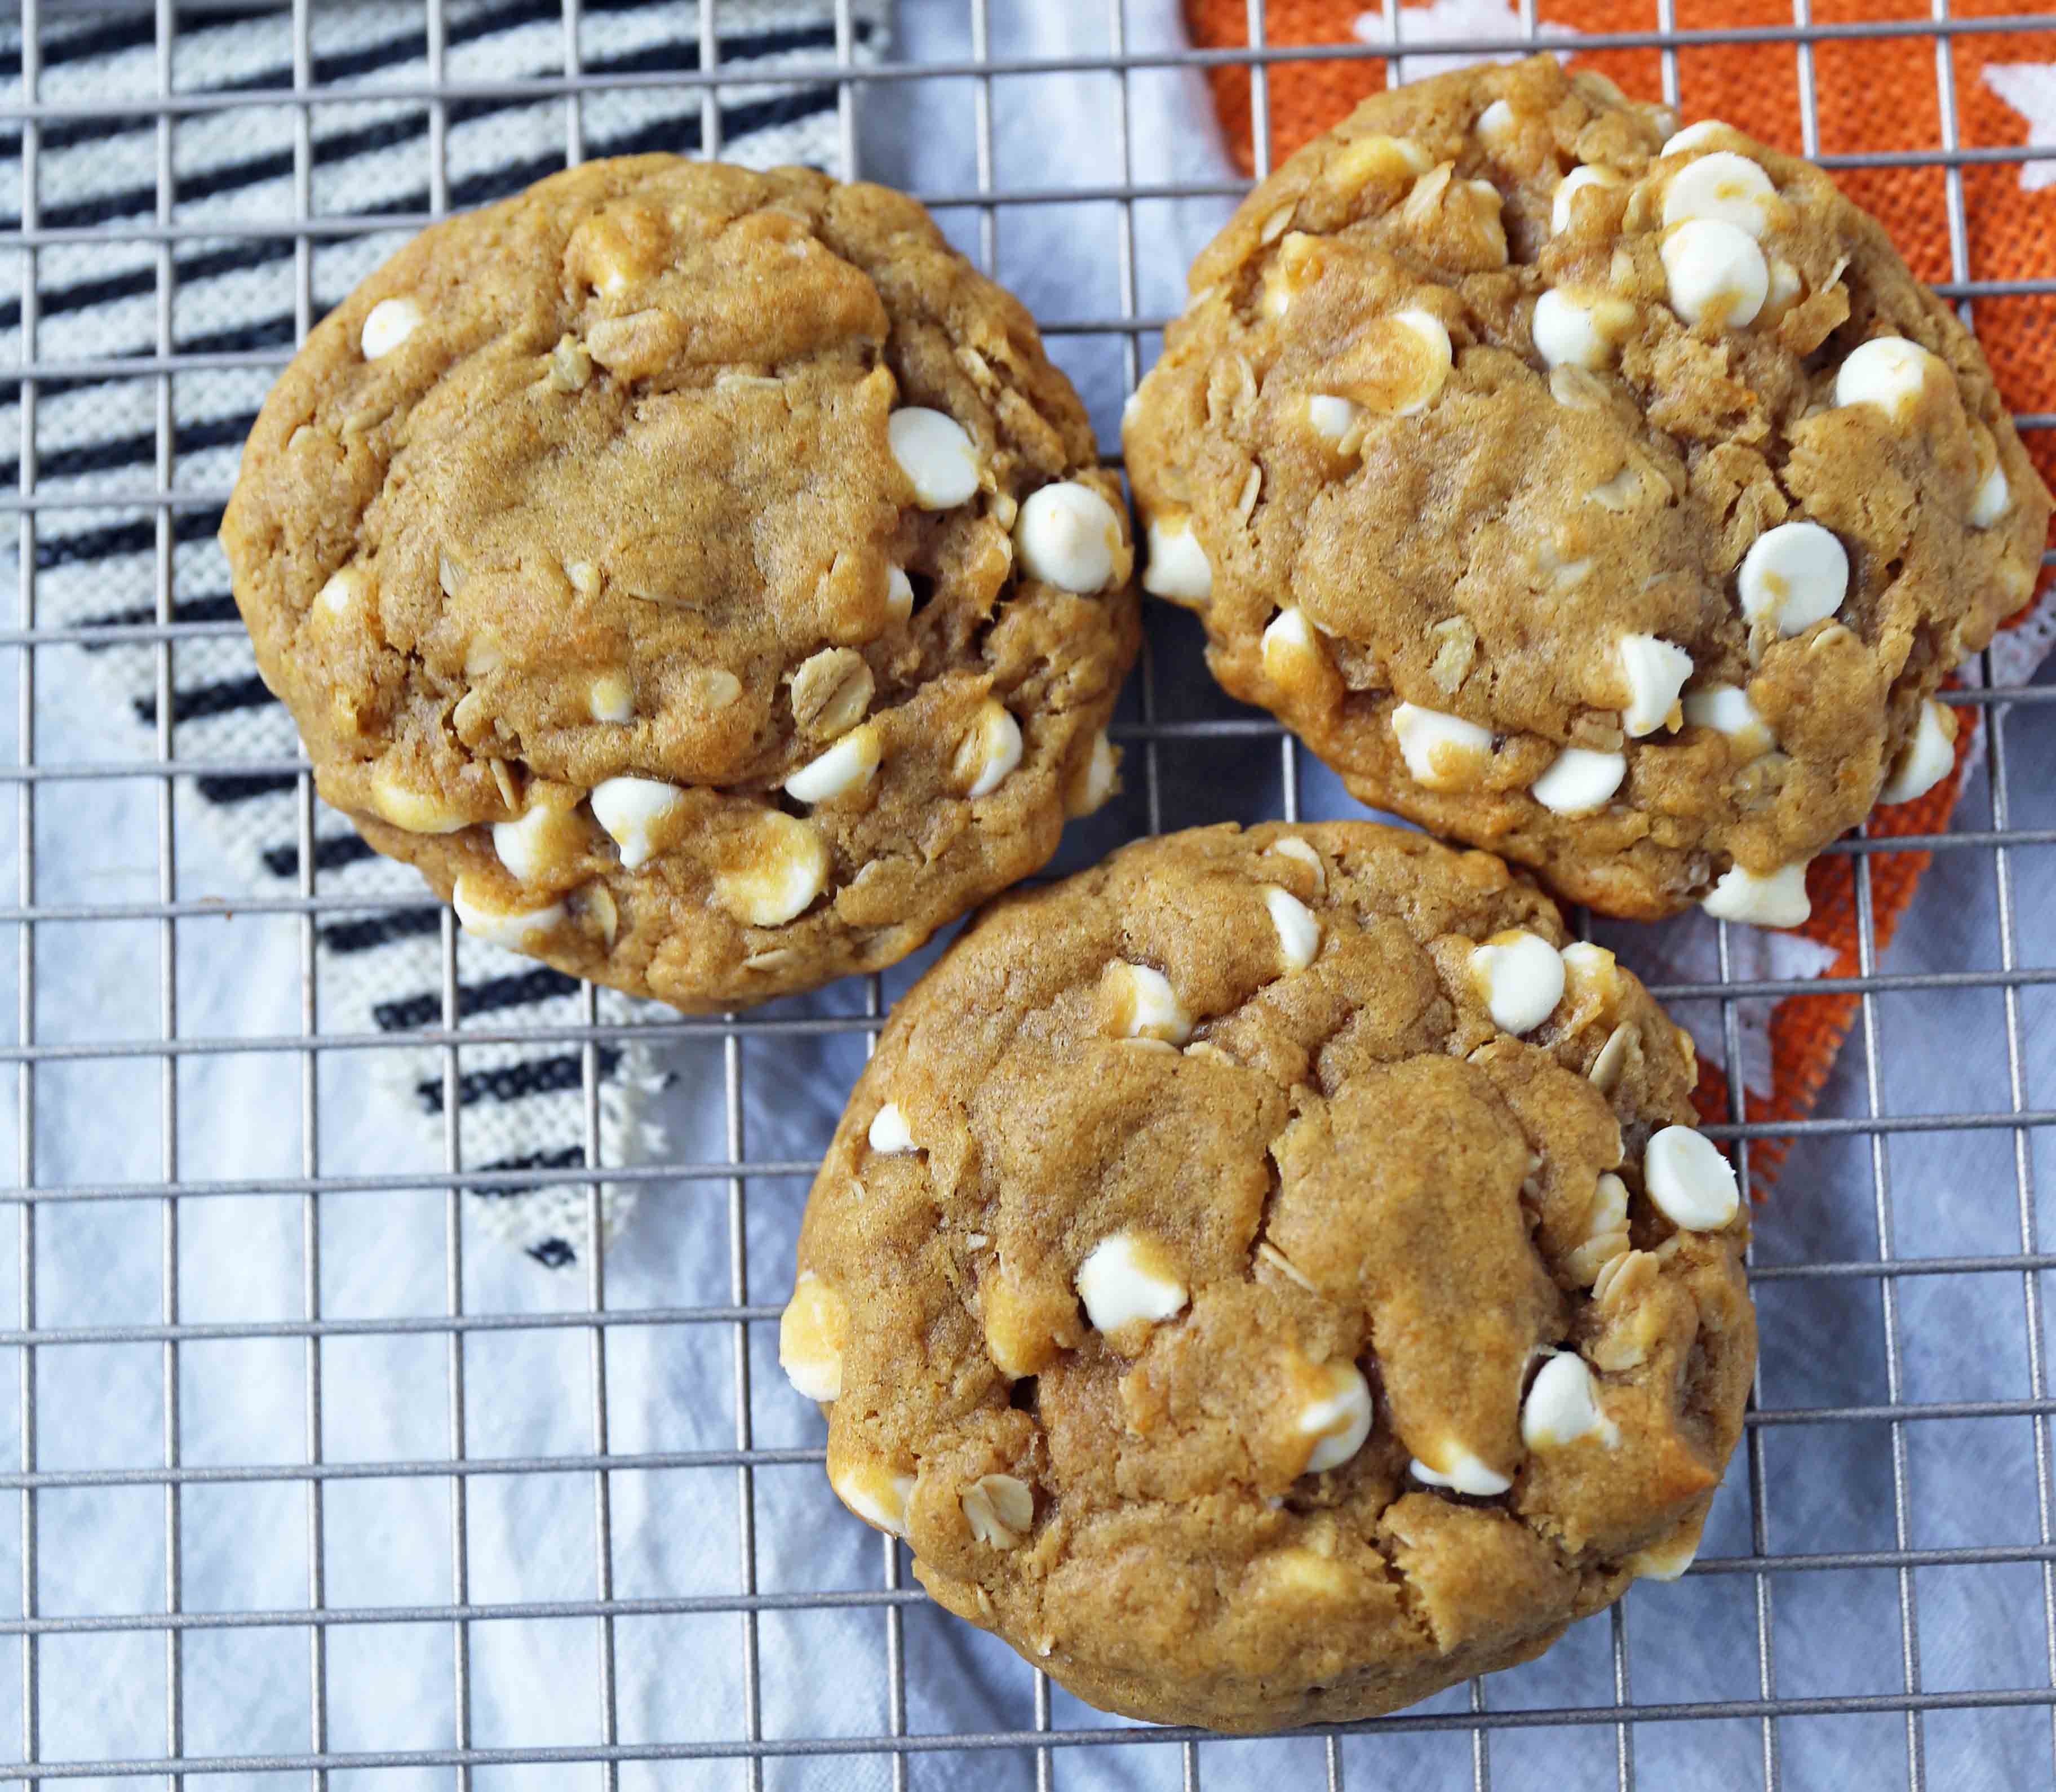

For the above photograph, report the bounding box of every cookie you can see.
[223,156,1139,1012]
[781,822,1754,1732]
[1124,56,2048,925]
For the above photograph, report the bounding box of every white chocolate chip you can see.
[1971,463,2013,529]
[1385,309,1454,416]
[1766,256,1802,313]
[1305,393,1361,443]
[830,1460,914,1538]
[590,775,685,871]
[1834,336,1939,421]
[491,803,578,886]
[867,1101,915,1155]
[778,1271,848,1404]
[1262,885,1322,972]
[1879,700,1958,805]
[1643,1124,1741,1230]
[1297,1362,1375,1474]
[785,722,882,806]
[1076,1231,1189,1334]
[1327,132,1434,189]
[1531,746,1626,817]
[1661,119,1729,156]
[1410,1448,1513,1497]
[960,1473,1035,1548]
[1014,481,1122,593]
[360,296,423,360]
[451,873,564,950]
[1552,165,1622,234]
[1738,520,1847,637]
[1478,98,1518,140]
[1532,289,1614,371]
[1630,1528,1703,1581]
[714,812,829,927]
[1661,218,1769,328]
[1701,860,1811,928]
[1521,1351,1619,1450]
[565,559,600,596]
[1471,929,1567,1036]
[1102,961,1192,1044]
[1559,938,1616,992]
[316,567,367,619]
[588,671,634,724]
[1065,730,1118,818]
[1261,606,1330,688]
[885,565,915,624]
[1260,232,1319,320]
[1141,515,1213,605]
[1682,682,1774,759]
[888,406,981,509]
[367,765,469,835]
[955,700,1022,799]
[1268,836,1326,892]
[1661,150,1775,237]
[1617,635,1694,738]
[1392,701,1492,789]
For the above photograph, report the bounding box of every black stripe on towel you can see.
[318,904,445,955]
[133,671,273,729]
[416,1044,622,1115]
[261,833,377,879]
[375,965,581,1032]
[73,593,242,642]
[196,769,298,804]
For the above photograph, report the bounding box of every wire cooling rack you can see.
[5,0,2056,1784]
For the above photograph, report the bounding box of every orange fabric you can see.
[1185,0,2055,1176]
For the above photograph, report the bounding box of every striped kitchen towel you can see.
[3,0,890,1264]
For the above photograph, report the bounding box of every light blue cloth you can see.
[5,2,2054,1785]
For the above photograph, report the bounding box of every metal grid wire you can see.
[3,0,2056,1782]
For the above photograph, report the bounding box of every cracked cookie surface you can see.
[1123,56,2048,926]
[783,821,1756,1731]
[223,156,1139,1012]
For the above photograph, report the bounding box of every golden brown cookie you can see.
[781,822,1756,1732]
[223,156,1140,1012]
[1124,57,2048,925]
